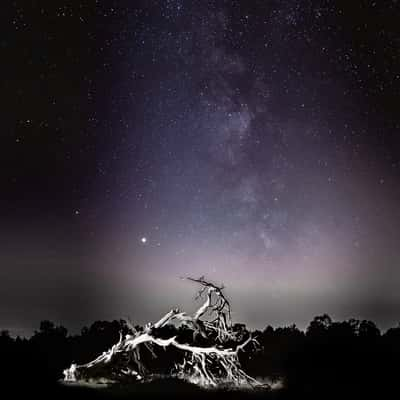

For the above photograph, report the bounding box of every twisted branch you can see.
[63,277,266,389]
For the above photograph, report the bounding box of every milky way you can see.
[2,1,400,335]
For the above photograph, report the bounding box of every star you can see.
[141,237,147,244]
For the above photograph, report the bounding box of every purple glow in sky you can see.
[2,1,400,336]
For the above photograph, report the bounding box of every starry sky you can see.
[2,0,400,336]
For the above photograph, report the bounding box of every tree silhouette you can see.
[2,310,400,397]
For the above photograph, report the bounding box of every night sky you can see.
[2,0,400,336]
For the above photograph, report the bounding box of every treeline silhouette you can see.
[1,315,400,396]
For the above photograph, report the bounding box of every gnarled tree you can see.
[63,277,267,389]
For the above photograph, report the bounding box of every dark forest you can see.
[2,314,400,398]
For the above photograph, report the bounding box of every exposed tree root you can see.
[63,277,268,389]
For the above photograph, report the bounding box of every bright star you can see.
[141,237,147,244]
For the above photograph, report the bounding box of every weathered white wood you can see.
[63,277,266,388]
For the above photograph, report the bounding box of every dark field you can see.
[5,377,394,400]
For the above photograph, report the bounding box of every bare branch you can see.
[63,277,267,389]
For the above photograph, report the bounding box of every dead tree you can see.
[63,277,267,388]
